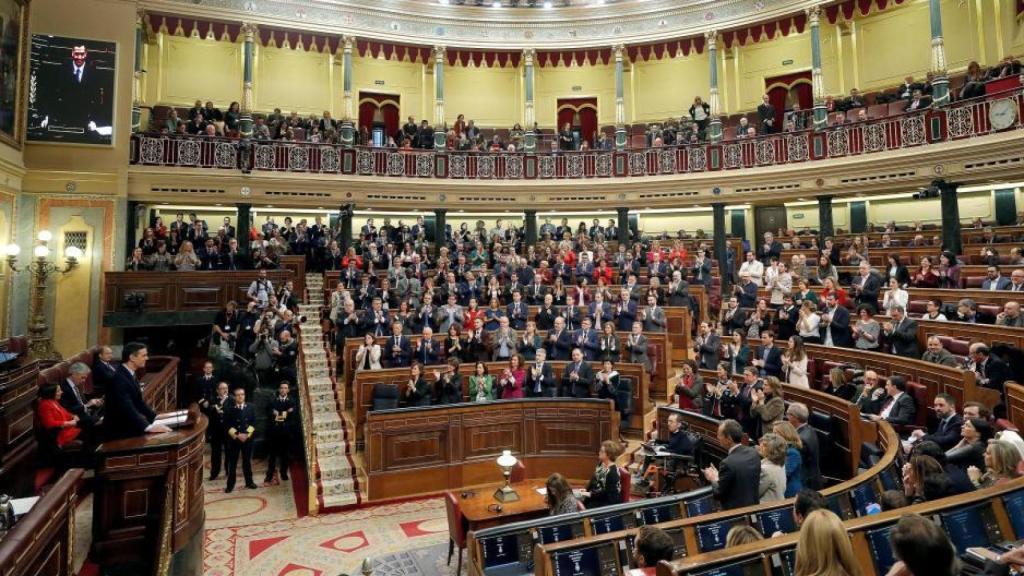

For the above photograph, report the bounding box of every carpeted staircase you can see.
[299,272,361,510]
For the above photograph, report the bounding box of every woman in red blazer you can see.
[37,384,81,448]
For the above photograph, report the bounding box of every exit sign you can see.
[782,59,794,66]
[374,80,385,85]
[792,213,805,219]
[571,85,583,92]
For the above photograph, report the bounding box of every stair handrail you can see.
[296,310,322,515]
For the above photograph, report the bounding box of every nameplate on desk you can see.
[153,409,190,429]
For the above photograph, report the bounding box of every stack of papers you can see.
[153,410,189,429]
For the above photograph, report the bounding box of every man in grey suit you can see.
[702,419,761,510]
[695,322,721,370]
[436,293,464,334]
[921,336,958,367]
[982,265,1012,291]
[786,402,823,490]
[641,294,667,332]
[625,321,652,372]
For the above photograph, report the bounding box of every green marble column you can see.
[706,31,723,143]
[239,23,256,138]
[340,35,355,146]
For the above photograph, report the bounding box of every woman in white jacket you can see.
[355,333,382,371]
[782,335,810,389]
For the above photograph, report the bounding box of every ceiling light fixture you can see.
[492,0,501,6]
[543,0,553,7]
[438,0,449,4]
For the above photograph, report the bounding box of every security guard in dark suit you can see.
[265,382,296,485]
[199,381,230,480]
[223,387,257,492]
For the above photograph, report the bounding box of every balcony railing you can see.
[129,88,1024,180]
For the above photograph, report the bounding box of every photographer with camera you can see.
[249,317,280,389]
[275,330,299,386]
[246,269,274,308]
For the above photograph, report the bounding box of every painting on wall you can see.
[0,0,28,148]
[27,34,116,145]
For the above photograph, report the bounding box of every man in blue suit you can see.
[385,321,412,368]
[103,342,170,440]
[573,317,600,361]
[982,265,1012,291]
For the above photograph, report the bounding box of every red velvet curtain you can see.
[557,98,598,147]
[765,71,812,130]
[358,92,401,138]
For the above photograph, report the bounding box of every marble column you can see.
[712,203,729,295]
[236,203,252,259]
[434,209,447,258]
[433,46,447,149]
[523,48,536,152]
[706,31,723,143]
[524,210,537,246]
[817,195,834,244]
[614,44,627,150]
[340,35,355,146]
[808,5,828,131]
[239,23,257,138]
[616,207,630,248]
[928,0,950,105]
[132,11,144,132]
[340,205,353,252]
[937,180,961,255]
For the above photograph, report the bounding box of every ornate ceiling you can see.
[141,0,823,49]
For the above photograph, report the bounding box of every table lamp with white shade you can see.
[494,450,520,503]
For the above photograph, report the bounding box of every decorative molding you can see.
[139,0,822,49]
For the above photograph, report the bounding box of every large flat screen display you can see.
[27,34,115,145]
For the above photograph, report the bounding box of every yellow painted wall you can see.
[855,0,981,91]
[633,54,710,122]
[351,55,425,123]
[1003,0,1024,58]
[255,45,334,116]
[639,212,715,236]
[785,204,851,232]
[25,0,135,177]
[445,65,521,127]
[535,63,619,127]
[54,215,92,355]
[156,35,243,108]
[729,28,841,113]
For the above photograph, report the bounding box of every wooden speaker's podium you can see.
[91,405,207,576]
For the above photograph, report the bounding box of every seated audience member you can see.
[970,439,1023,490]
[793,510,858,576]
[946,417,994,476]
[786,402,823,490]
[911,440,973,495]
[61,362,102,432]
[865,375,917,428]
[791,489,826,531]
[725,525,763,548]
[638,411,694,486]
[580,440,623,509]
[921,336,958,367]
[702,419,761,509]
[823,367,858,401]
[997,301,1024,327]
[908,393,962,451]
[969,343,1012,394]
[36,384,83,448]
[757,433,787,503]
[545,473,580,515]
[879,489,908,511]
[887,513,958,576]
[434,358,464,404]
[632,526,675,567]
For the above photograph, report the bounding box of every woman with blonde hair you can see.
[725,525,763,548]
[174,240,200,271]
[751,376,786,437]
[772,421,803,497]
[793,509,858,576]
[968,439,1023,488]
[757,433,788,503]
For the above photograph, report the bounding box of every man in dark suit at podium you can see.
[103,342,170,440]
[41,44,113,140]
[224,387,257,492]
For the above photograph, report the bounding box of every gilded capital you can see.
[241,22,258,41]
[705,30,717,50]
[806,4,821,26]
[342,34,355,51]
[434,45,446,62]
[523,48,535,66]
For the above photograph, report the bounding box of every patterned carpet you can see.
[203,495,449,576]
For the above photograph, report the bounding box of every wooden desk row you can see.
[780,242,1024,269]
[466,403,899,576]
[364,398,618,501]
[467,486,716,576]
[102,268,296,327]
[654,477,1024,576]
[0,468,82,576]
[353,360,649,446]
[829,224,1024,244]
[340,322,684,413]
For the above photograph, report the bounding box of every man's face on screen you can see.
[71,46,87,67]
